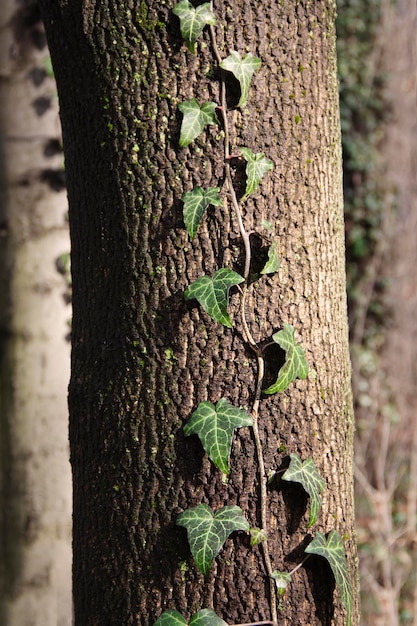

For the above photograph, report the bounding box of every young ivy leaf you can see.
[260,241,280,275]
[249,527,268,546]
[239,147,273,200]
[263,323,308,394]
[154,609,228,626]
[184,268,244,328]
[281,454,325,527]
[184,398,253,474]
[305,531,353,626]
[220,51,261,107]
[178,99,218,147]
[183,186,222,238]
[172,1,216,54]
[271,570,292,597]
[177,503,249,576]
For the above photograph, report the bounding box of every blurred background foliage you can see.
[337,0,388,337]
[337,1,417,624]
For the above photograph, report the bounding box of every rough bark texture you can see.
[0,1,72,624]
[40,0,358,624]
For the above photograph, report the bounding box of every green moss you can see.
[135,2,164,31]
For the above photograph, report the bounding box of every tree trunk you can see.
[39,0,359,624]
[0,1,72,624]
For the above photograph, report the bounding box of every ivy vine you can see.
[153,2,353,625]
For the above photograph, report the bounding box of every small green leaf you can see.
[154,610,187,626]
[173,1,216,53]
[183,187,223,238]
[260,241,280,275]
[177,503,249,576]
[190,609,228,626]
[184,268,244,328]
[178,99,218,147]
[154,609,228,626]
[261,219,273,231]
[249,527,268,546]
[184,398,252,474]
[281,454,325,527]
[220,51,261,107]
[305,531,353,626]
[239,147,273,200]
[271,570,292,596]
[263,324,308,394]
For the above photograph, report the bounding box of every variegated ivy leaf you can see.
[184,268,244,328]
[281,454,325,527]
[271,570,292,596]
[177,503,249,576]
[260,241,280,275]
[220,51,261,107]
[249,527,267,546]
[178,99,218,147]
[184,398,253,474]
[189,610,228,626]
[183,186,222,238]
[172,1,216,54]
[154,611,187,626]
[263,323,308,394]
[239,147,273,200]
[305,531,353,626]
[154,609,228,626]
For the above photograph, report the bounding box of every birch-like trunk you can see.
[0,2,71,624]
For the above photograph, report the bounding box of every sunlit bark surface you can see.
[40,1,358,624]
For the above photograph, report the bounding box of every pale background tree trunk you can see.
[40,0,358,624]
[0,1,72,624]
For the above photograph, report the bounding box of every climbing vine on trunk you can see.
[149,2,353,624]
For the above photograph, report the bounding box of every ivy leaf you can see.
[260,241,280,275]
[281,454,325,527]
[305,531,353,626]
[154,609,228,626]
[172,1,216,54]
[154,610,187,626]
[220,51,261,107]
[184,268,244,328]
[184,398,253,474]
[263,324,308,394]
[177,503,249,576]
[271,570,292,597]
[190,610,228,626]
[183,187,223,238]
[249,527,268,546]
[178,99,218,147]
[239,147,273,200]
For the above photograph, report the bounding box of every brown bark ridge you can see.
[39,0,358,624]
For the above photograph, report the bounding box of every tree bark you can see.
[39,0,359,624]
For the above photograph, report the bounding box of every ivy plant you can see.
[184,268,244,328]
[154,609,228,626]
[182,186,222,238]
[263,324,309,395]
[281,453,326,527]
[152,3,353,626]
[184,398,253,474]
[177,504,250,576]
